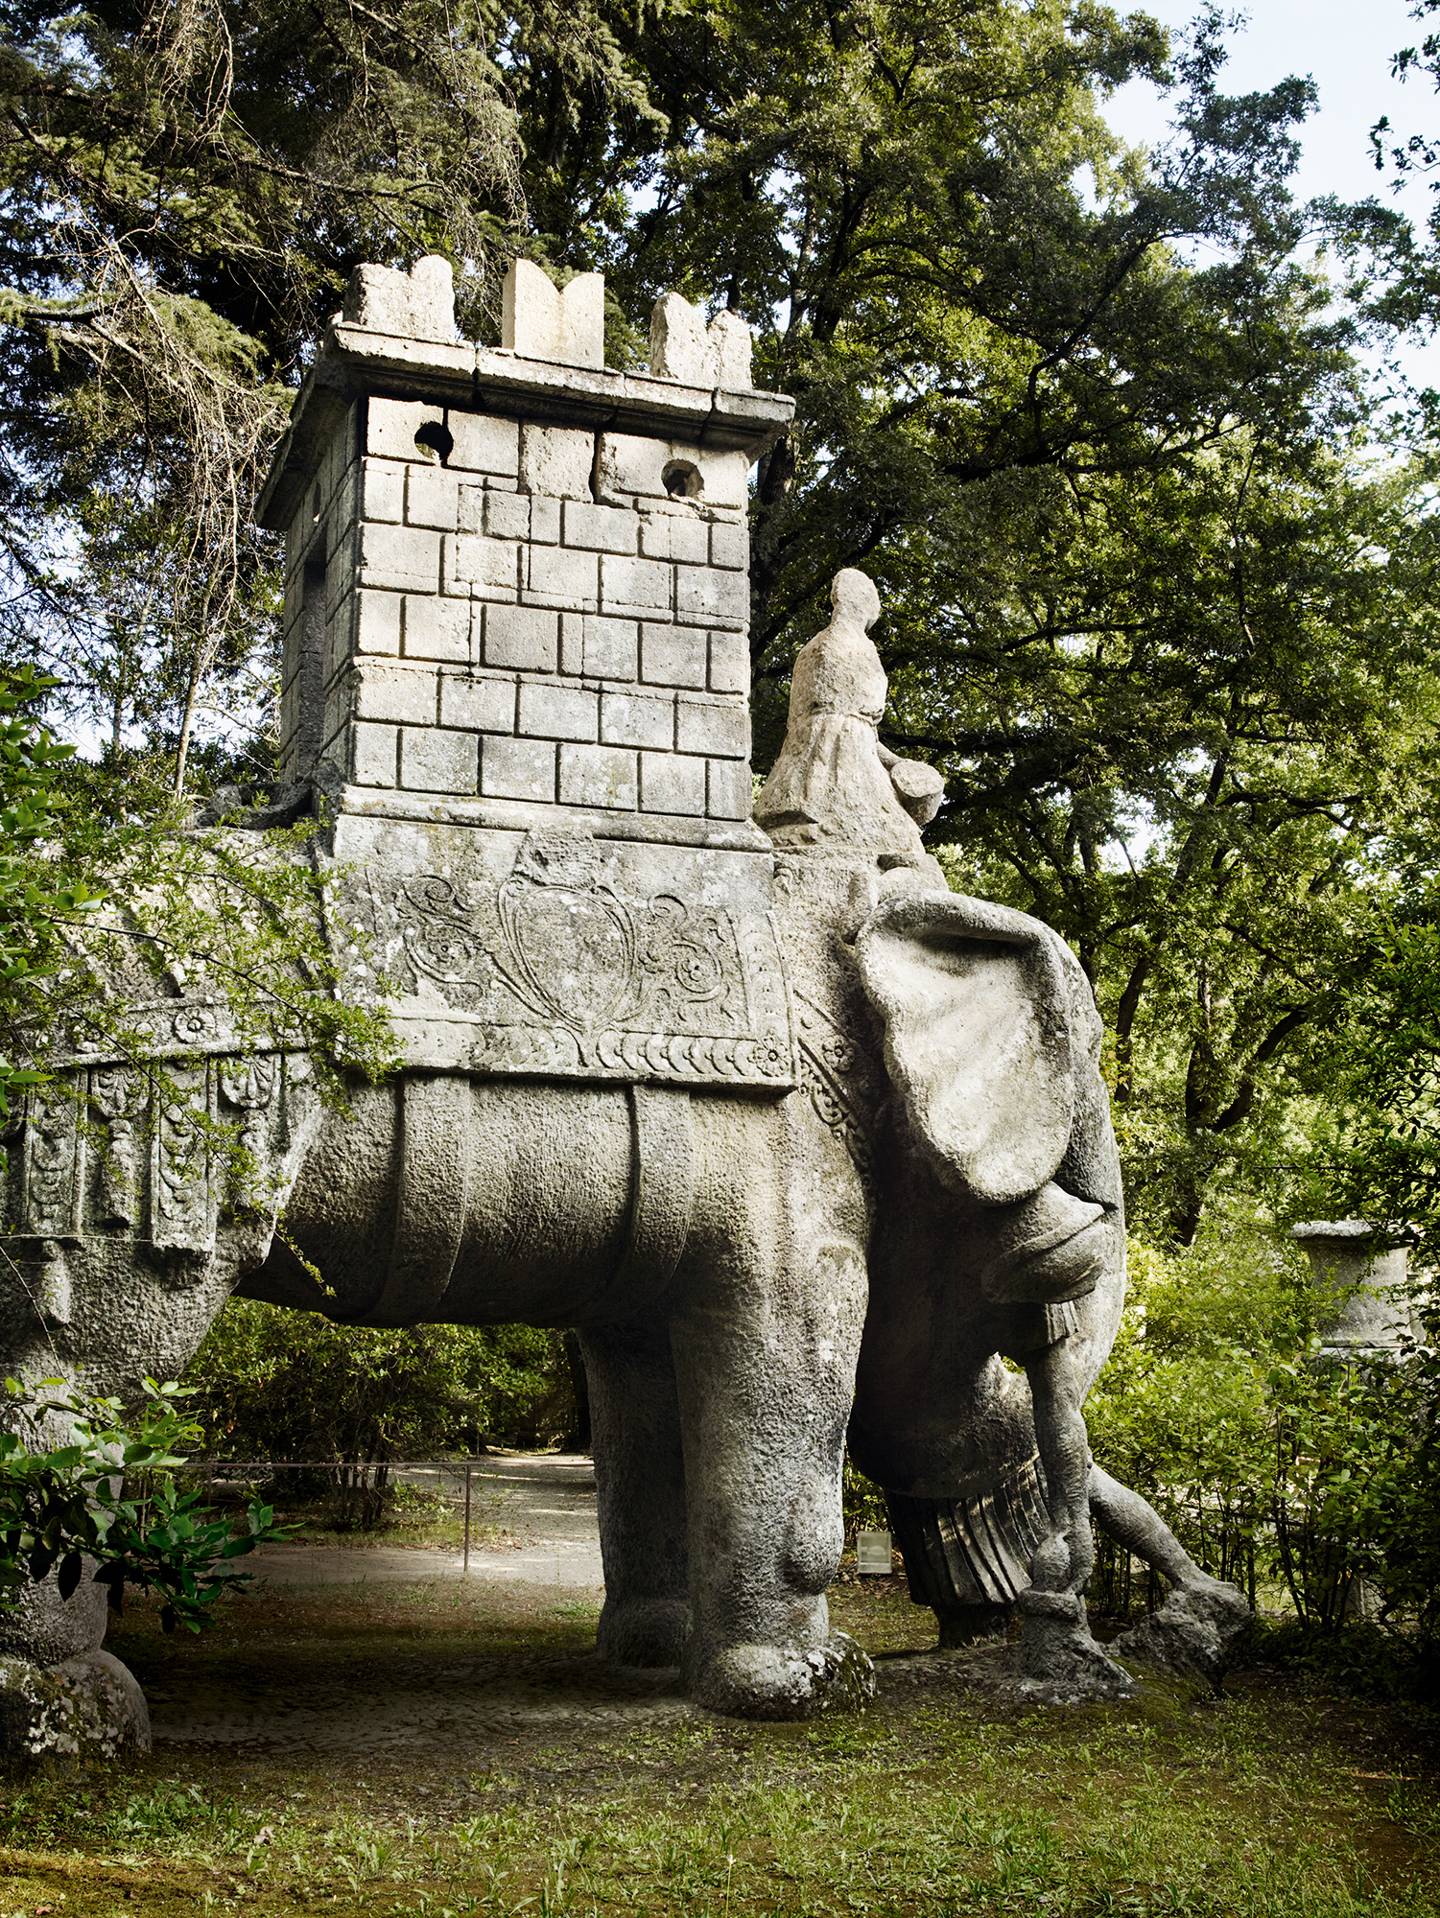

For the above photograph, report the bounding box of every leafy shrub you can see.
[186,1300,575,1492]
[0,1377,286,1631]
[1087,1209,1440,1673]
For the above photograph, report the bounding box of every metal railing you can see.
[185,1458,488,1574]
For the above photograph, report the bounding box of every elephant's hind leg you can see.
[581,1318,690,1668]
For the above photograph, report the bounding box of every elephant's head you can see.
[852,888,1123,1309]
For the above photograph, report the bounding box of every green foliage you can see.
[0,665,105,1110]
[0,0,647,786]
[1088,1212,1440,1665]
[187,1298,574,1471]
[0,1375,288,1632]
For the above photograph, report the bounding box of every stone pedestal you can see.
[1290,1220,1414,1358]
[0,1572,150,1759]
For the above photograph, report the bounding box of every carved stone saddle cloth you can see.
[3,827,796,1261]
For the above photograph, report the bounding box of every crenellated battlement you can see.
[259,256,792,855]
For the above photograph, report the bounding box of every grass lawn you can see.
[1,1577,1437,1918]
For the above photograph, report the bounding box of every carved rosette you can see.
[358,828,797,1094]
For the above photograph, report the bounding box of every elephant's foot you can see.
[0,1649,151,1760]
[597,1594,690,1668]
[1113,1577,1250,1686]
[1013,1589,1137,1703]
[935,1601,1010,1649]
[692,1633,876,1720]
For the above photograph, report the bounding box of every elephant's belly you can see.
[247,1076,635,1325]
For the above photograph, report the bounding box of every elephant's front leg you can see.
[580,1318,690,1668]
[670,1223,873,1720]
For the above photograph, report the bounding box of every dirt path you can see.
[247,1452,604,1590]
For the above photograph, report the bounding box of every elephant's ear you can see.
[853,891,1076,1205]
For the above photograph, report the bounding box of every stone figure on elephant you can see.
[0,257,1246,1759]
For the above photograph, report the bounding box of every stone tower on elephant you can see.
[0,258,1244,1757]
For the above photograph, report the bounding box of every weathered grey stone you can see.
[559,612,585,676]
[439,672,517,734]
[359,521,441,595]
[0,1649,151,1760]
[1291,1220,1415,1356]
[403,595,473,663]
[601,553,674,616]
[602,690,675,750]
[639,511,709,564]
[345,255,456,343]
[479,490,531,542]
[710,521,749,571]
[559,741,638,810]
[504,260,605,369]
[676,696,748,760]
[564,500,640,554]
[595,432,749,510]
[5,260,1196,1752]
[406,464,460,531]
[583,616,639,681]
[482,603,559,674]
[1013,1541,1137,1704]
[481,735,556,802]
[527,543,599,608]
[0,1568,107,1666]
[706,759,752,820]
[354,662,440,725]
[757,569,946,874]
[354,590,402,657]
[649,292,754,389]
[368,396,446,462]
[529,497,562,545]
[446,532,520,597]
[1113,1581,1251,1685]
[640,750,707,816]
[447,410,519,477]
[518,681,599,743]
[352,720,398,784]
[519,422,594,499]
[675,562,748,627]
[360,459,405,522]
[640,622,708,689]
[708,630,749,694]
[398,724,476,794]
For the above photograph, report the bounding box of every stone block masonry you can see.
[265,258,793,845]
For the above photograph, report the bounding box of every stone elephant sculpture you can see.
[1,235,1245,1750]
[0,837,1239,1755]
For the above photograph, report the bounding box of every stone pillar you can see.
[1290,1219,1416,1622]
[1289,1220,1414,1359]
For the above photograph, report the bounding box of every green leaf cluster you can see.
[0,1374,290,1633]
[186,1298,576,1472]
[1088,1209,1440,1652]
